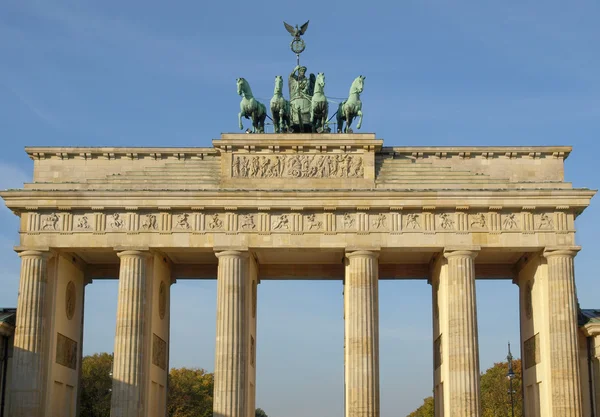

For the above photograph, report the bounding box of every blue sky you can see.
[0,1,599,416]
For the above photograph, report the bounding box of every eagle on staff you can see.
[284,20,310,40]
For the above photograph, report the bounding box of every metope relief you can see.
[470,213,487,229]
[439,213,455,230]
[502,213,519,230]
[175,213,191,230]
[371,213,387,230]
[341,213,356,230]
[405,213,421,230]
[109,213,126,231]
[141,214,158,230]
[240,214,256,230]
[537,213,554,230]
[42,213,60,231]
[272,214,290,230]
[208,213,224,230]
[232,154,364,179]
[74,215,91,231]
[305,214,323,230]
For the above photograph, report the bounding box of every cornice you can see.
[380,146,572,160]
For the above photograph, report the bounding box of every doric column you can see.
[214,250,250,417]
[443,249,481,417]
[543,249,582,417]
[10,250,49,417]
[111,250,150,417]
[344,250,380,417]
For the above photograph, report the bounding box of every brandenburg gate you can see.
[0,134,595,416]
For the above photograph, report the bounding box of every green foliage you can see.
[480,359,522,417]
[405,359,523,417]
[406,396,434,417]
[80,353,113,417]
[255,408,268,417]
[167,367,214,417]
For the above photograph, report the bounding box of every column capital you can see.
[345,250,380,259]
[17,250,50,259]
[443,247,479,260]
[543,246,581,259]
[215,250,250,259]
[117,249,151,259]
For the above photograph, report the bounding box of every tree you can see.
[80,353,113,417]
[168,367,214,417]
[407,396,434,417]
[405,359,523,417]
[480,359,523,417]
[255,408,268,417]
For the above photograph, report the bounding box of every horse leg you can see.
[346,110,353,133]
[323,103,329,132]
[239,111,244,131]
[273,110,280,134]
[356,110,363,130]
[337,105,344,133]
[259,113,266,133]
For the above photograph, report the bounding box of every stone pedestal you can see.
[344,251,380,417]
[10,250,49,417]
[443,250,481,417]
[214,251,252,417]
[543,249,582,417]
[111,250,150,417]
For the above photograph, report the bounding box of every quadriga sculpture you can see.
[237,77,267,133]
[337,75,365,133]
[310,72,329,133]
[270,75,290,133]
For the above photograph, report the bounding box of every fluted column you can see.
[543,249,582,417]
[344,251,380,417]
[443,250,481,417]
[111,250,149,417]
[214,250,250,417]
[10,250,49,417]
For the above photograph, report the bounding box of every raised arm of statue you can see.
[289,65,300,79]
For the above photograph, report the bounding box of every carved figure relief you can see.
[159,281,166,320]
[503,214,518,230]
[272,214,290,230]
[538,213,554,230]
[343,213,355,229]
[440,213,454,230]
[76,216,90,230]
[232,154,364,179]
[42,213,59,230]
[406,213,421,230]
[208,214,223,229]
[65,281,76,320]
[176,213,191,229]
[306,214,322,230]
[142,214,158,230]
[110,213,125,230]
[470,213,487,229]
[241,214,256,230]
[372,213,386,229]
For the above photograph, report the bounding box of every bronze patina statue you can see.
[237,77,266,133]
[234,21,365,134]
[337,75,365,133]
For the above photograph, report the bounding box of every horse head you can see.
[274,75,283,95]
[350,75,366,96]
[312,72,325,94]
[237,77,251,97]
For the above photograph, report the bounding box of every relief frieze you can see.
[28,209,564,234]
[232,154,364,179]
